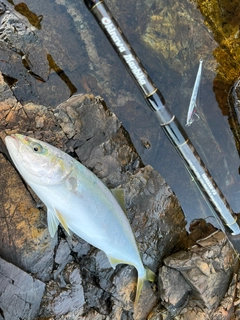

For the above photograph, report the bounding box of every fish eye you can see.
[31,143,43,153]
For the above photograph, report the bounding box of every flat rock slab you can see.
[0,257,45,320]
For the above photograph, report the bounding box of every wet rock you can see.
[1,70,239,319]
[0,0,77,104]
[39,262,85,318]
[0,66,15,102]
[193,0,240,161]
[195,0,240,85]
[0,257,45,320]
[0,151,57,281]
[53,239,73,287]
[141,0,217,74]
[0,0,49,81]
[0,1,239,319]
[0,72,187,319]
[158,266,192,316]
[228,79,240,156]
[157,230,238,319]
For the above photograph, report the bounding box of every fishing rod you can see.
[83,0,240,252]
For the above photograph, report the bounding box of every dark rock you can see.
[158,230,238,319]
[158,266,191,316]
[228,79,240,156]
[187,218,218,246]
[1,68,239,319]
[0,257,45,320]
[0,151,57,281]
[213,271,236,320]
[53,239,73,287]
[0,65,16,102]
[0,0,49,81]
[39,262,85,319]
[0,0,75,105]
[0,71,187,319]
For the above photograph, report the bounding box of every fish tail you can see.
[135,267,155,305]
[135,273,145,305]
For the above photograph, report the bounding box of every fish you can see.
[5,134,155,303]
[185,59,203,127]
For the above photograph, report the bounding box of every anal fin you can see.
[55,209,70,235]
[47,207,70,237]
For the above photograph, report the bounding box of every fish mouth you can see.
[5,134,29,155]
[6,134,29,146]
[5,134,19,148]
[12,134,29,144]
[5,135,21,167]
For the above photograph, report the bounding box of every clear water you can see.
[1,0,240,230]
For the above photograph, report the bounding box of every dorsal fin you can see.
[110,188,126,213]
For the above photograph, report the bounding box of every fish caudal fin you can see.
[135,267,155,305]
[106,254,156,305]
[135,275,144,305]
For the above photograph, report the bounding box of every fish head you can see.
[5,134,74,186]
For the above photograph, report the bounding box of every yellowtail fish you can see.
[5,134,155,303]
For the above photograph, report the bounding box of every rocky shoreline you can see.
[0,72,240,319]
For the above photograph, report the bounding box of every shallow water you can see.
[1,0,240,230]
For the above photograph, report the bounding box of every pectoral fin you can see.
[47,207,60,237]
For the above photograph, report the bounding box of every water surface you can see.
[1,0,240,230]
